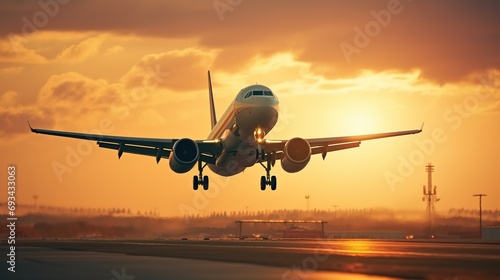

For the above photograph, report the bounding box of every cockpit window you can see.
[243,90,274,98]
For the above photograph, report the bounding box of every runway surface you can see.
[3,239,500,279]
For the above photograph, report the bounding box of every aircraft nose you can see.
[249,96,279,108]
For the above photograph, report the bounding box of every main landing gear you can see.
[254,127,276,191]
[259,153,277,191]
[193,159,209,190]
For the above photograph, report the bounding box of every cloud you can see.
[0,107,52,138]
[1,1,498,82]
[0,90,18,106]
[0,72,127,140]
[0,44,217,140]
[1,53,499,144]
[105,45,124,55]
[37,72,123,116]
[121,47,216,91]
[54,37,102,63]
[0,91,53,139]
[0,66,24,74]
[0,39,47,63]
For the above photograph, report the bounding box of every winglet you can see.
[420,122,425,132]
[28,121,36,133]
[208,70,217,129]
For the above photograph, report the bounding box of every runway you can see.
[4,239,500,279]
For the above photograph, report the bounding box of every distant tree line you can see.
[0,202,499,221]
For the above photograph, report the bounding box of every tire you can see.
[270,176,277,191]
[260,176,267,191]
[203,175,209,190]
[193,175,199,190]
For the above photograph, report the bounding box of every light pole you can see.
[305,195,310,212]
[473,194,487,238]
[33,195,39,211]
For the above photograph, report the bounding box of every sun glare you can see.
[342,240,376,256]
[340,103,380,135]
[347,111,376,134]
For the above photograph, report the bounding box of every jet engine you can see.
[281,137,311,173]
[169,138,199,173]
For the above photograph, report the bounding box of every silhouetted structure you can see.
[33,195,38,211]
[473,193,487,238]
[422,163,440,236]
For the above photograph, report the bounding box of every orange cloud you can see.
[105,45,124,55]
[0,72,126,139]
[0,90,18,106]
[0,39,47,63]
[37,72,123,117]
[0,91,53,139]
[121,48,216,91]
[1,1,498,82]
[0,66,24,74]
[54,37,102,63]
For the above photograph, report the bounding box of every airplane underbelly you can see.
[211,137,257,176]
[209,155,255,176]
[213,147,257,174]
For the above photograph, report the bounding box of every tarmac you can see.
[2,239,500,279]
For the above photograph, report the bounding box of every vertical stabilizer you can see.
[208,70,217,129]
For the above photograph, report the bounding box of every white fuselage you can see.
[207,85,279,176]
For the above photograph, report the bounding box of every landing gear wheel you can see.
[203,175,209,190]
[259,156,278,191]
[260,176,267,191]
[193,159,209,191]
[270,176,277,191]
[193,175,199,190]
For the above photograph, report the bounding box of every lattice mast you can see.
[422,163,440,235]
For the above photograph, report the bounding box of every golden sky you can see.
[1,0,499,216]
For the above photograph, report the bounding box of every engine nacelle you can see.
[281,137,311,173]
[169,138,199,173]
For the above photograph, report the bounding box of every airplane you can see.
[30,71,422,191]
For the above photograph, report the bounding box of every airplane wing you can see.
[264,124,423,160]
[30,122,422,164]
[29,124,222,164]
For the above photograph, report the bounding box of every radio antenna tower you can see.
[422,163,440,236]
